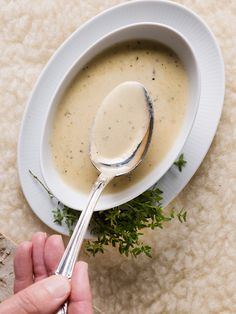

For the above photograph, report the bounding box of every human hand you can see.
[0,232,93,314]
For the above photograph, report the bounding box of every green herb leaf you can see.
[174,153,187,172]
[177,208,187,223]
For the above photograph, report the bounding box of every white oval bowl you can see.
[40,22,200,211]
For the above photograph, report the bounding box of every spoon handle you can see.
[55,173,112,313]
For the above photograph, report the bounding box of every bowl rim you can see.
[40,21,201,211]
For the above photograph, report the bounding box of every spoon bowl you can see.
[90,81,154,176]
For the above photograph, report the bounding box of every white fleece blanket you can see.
[0,1,235,313]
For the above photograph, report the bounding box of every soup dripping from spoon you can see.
[55,81,154,313]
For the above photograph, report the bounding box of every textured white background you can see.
[0,1,235,313]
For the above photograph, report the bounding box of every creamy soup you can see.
[50,40,188,194]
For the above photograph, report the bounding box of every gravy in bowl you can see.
[50,40,188,194]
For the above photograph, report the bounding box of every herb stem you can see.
[29,169,54,199]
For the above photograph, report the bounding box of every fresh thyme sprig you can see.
[29,170,187,257]
[86,188,186,257]
[174,153,187,172]
[29,169,54,198]
[53,204,80,235]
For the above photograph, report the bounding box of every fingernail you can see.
[78,261,88,273]
[44,276,70,299]
[32,231,47,241]
[19,241,32,251]
[54,234,63,241]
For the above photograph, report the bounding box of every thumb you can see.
[0,275,70,314]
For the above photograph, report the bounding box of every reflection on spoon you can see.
[90,81,153,174]
[55,81,154,314]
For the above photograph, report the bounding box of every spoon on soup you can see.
[55,81,154,313]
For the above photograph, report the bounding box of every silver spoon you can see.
[55,81,154,313]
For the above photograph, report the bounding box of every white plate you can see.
[18,0,224,235]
